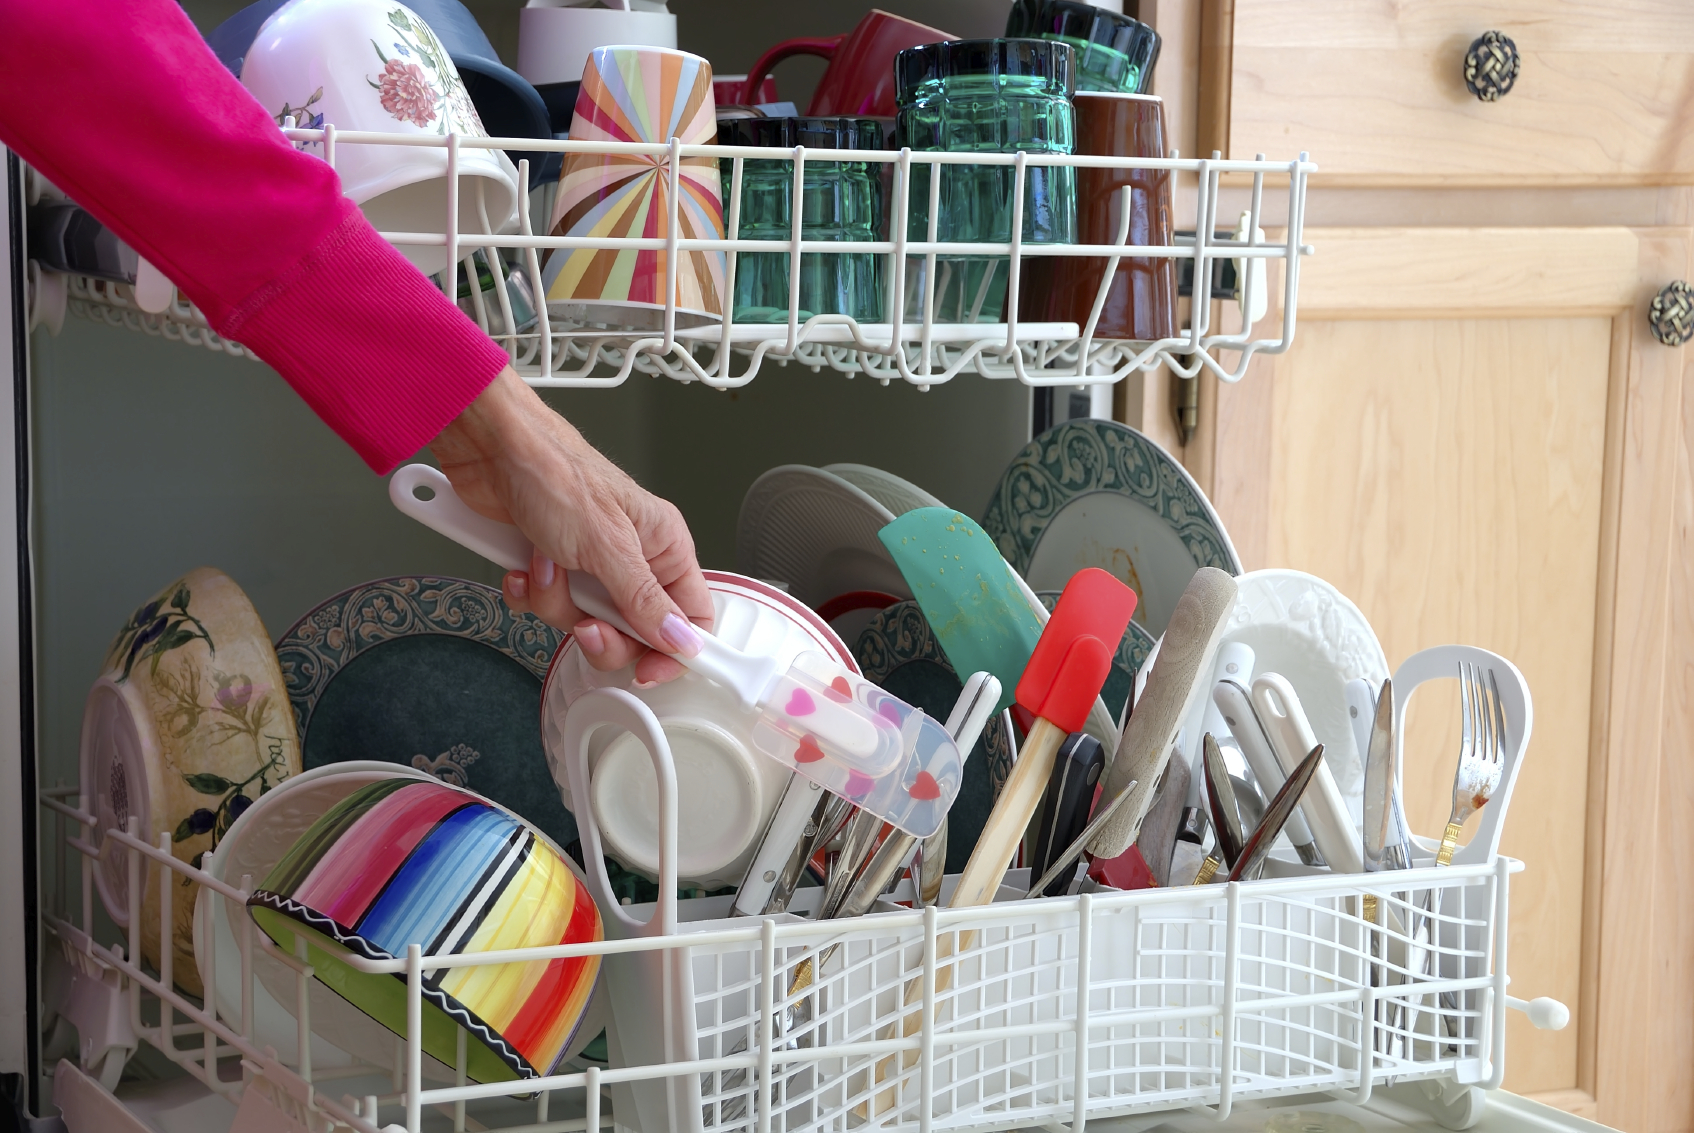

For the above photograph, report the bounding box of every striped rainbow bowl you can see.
[248,776,602,1083]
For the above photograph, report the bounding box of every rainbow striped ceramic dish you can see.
[248,777,602,1083]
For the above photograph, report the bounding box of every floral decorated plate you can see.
[853,601,1017,874]
[982,420,1241,638]
[79,567,302,997]
[273,577,572,850]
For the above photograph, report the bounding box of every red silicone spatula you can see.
[949,566,1137,909]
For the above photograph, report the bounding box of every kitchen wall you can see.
[34,1,1041,787]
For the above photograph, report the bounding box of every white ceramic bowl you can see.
[542,571,857,889]
[241,0,520,275]
[517,4,678,88]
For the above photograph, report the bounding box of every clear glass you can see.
[722,142,883,323]
[898,68,1076,322]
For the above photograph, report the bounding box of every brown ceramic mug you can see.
[1020,92,1174,340]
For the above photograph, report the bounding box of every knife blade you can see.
[1202,733,1246,869]
[1133,749,1191,887]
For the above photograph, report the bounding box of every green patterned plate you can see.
[274,577,575,851]
[855,601,1017,874]
[982,420,1241,637]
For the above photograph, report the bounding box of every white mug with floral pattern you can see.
[242,0,521,275]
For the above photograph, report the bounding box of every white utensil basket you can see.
[51,129,1314,391]
[38,664,1551,1133]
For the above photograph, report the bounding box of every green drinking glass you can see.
[718,116,888,324]
[895,38,1076,323]
[1005,0,1161,94]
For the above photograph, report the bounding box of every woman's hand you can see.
[428,366,712,684]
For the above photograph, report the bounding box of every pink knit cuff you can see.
[217,212,509,473]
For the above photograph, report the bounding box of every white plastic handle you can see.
[389,464,532,572]
[1252,673,1364,874]
[390,463,779,709]
[1506,995,1570,1031]
[559,687,679,936]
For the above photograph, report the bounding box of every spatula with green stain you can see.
[878,508,1043,714]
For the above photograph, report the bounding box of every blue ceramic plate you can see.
[274,577,574,851]
[854,601,1016,874]
[982,420,1242,637]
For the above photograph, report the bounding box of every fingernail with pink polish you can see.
[532,555,556,588]
[661,613,703,657]
[507,573,528,601]
[574,621,605,655]
[633,679,659,690]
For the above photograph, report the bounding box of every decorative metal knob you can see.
[1464,31,1520,101]
[1650,281,1694,347]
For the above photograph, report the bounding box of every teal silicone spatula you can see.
[877,508,1044,714]
[390,465,963,836]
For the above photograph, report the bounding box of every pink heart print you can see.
[785,689,816,717]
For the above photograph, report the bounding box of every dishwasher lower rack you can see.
[38,786,1526,1133]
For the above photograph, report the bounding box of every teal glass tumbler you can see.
[718,116,887,324]
[1005,0,1161,94]
[895,38,1076,323]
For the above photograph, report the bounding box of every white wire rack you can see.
[55,129,1314,390]
[39,784,1549,1133]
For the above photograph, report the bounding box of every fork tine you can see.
[1486,668,1506,764]
[1458,661,1473,765]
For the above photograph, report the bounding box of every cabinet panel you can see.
[1227,0,1694,186]
[1261,316,1610,1094]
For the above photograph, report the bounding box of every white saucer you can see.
[542,571,858,889]
[736,466,908,606]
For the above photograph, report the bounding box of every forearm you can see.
[0,0,506,471]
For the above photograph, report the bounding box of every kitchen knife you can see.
[1028,732,1106,897]
[1213,679,1323,866]
[1167,805,1209,885]
[1088,568,1239,858]
[1020,775,1140,899]
[1252,674,1363,874]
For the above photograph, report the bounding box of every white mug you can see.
[242,0,521,275]
[516,1,678,88]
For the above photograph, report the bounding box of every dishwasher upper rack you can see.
[55,129,1315,390]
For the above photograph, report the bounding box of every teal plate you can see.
[855,601,1016,874]
[982,420,1242,637]
[1035,590,1156,727]
[274,577,576,852]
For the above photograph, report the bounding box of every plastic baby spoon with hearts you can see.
[388,464,963,837]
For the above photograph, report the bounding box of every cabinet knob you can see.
[1464,31,1520,102]
[1650,282,1693,347]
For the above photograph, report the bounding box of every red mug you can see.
[713,73,780,106]
[1020,92,1175,341]
[742,9,955,118]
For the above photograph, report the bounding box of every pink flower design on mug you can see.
[376,58,437,127]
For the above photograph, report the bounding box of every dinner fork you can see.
[1435,663,1506,866]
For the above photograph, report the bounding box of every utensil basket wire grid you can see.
[57,129,1314,390]
[37,779,1518,1133]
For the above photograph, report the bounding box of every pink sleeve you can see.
[0,0,511,473]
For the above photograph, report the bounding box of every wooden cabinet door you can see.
[1205,226,1692,1131]
[1220,1,1694,186]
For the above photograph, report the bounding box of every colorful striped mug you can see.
[248,776,602,1083]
